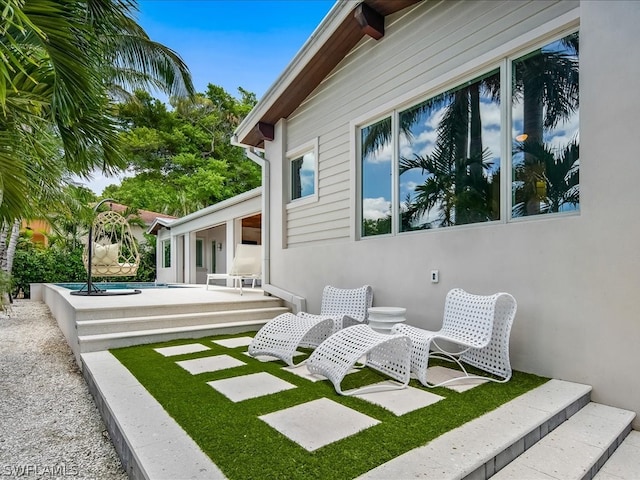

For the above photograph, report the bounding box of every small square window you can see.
[287,138,318,206]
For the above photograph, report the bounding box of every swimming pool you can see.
[55,282,185,291]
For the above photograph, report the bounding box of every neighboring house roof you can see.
[146,187,262,235]
[234,0,421,148]
[104,202,177,226]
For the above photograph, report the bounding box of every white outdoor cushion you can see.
[91,243,120,266]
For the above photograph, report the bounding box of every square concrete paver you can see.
[425,366,488,392]
[213,337,254,348]
[352,382,445,415]
[176,355,246,375]
[259,397,380,452]
[208,372,296,402]
[154,343,211,357]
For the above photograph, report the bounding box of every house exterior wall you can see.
[153,191,261,284]
[265,0,640,426]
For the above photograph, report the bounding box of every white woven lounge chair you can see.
[248,285,373,366]
[307,324,412,396]
[247,313,334,366]
[299,284,373,333]
[391,288,517,388]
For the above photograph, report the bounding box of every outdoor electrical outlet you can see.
[431,270,439,283]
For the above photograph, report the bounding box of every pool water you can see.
[56,282,184,291]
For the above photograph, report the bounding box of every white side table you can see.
[368,307,407,334]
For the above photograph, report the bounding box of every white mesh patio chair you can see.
[299,285,373,333]
[248,313,334,366]
[307,324,412,396]
[248,285,373,367]
[391,288,517,388]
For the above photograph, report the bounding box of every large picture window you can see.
[511,33,579,217]
[358,31,578,238]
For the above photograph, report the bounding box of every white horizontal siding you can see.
[284,0,577,247]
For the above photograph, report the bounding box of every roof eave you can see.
[234,0,422,148]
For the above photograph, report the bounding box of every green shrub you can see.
[11,234,158,297]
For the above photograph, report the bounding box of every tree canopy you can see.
[103,86,261,216]
[0,0,194,224]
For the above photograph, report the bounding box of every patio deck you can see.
[35,283,639,479]
[37,282,290,365]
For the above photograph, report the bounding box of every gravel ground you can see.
[0,300,127,479]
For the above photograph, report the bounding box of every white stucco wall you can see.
[264,0,640,426]
[153,189,262,284]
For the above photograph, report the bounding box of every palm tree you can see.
[0,0,194,277]
[512,33,579,215]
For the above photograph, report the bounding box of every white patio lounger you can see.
[299,284,373,333]
[391,288,517,387]
[247,285,373,367]
[307,324,412,396]
[248,313,334,366]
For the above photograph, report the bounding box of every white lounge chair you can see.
[299,284,373,333]
[248,285,373,365]
[206,244,261,295]
[391,288,517,387]
[307,324,412,395]
[247,313,335,366]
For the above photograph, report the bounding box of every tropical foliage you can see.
[103,86,261,216]
[0,0,194,292]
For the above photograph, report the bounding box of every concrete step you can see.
[76,306,290,335]
[361,379,594,479]
[73,296,285,321]
[78,318,272,352]
[493,402,635,480]
[594,431,640,480]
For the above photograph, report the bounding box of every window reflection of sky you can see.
[299,152,316,197]
[361,122,392,220]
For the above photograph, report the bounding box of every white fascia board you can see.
[168,187,262,229]
[233,1,350,143]
[146,217,175,235]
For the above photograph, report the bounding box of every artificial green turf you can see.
[110,334,548,480]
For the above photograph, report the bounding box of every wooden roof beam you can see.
[355,3,384,40]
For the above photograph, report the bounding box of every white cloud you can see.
[362,197,390,220]
[365,142,393,165]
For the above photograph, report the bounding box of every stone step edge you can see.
[74,298,284,321]
[78,318,271,344]
[359,379,593,479]
[593,431,640,480]
[491,402,635,480]
[81,351,226,480]
[76,306,289,330]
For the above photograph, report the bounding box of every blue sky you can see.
[136,0,336,101]
[82,0,335,194]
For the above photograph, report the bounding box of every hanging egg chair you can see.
[71,199,142,296]
[83,210,140,277]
